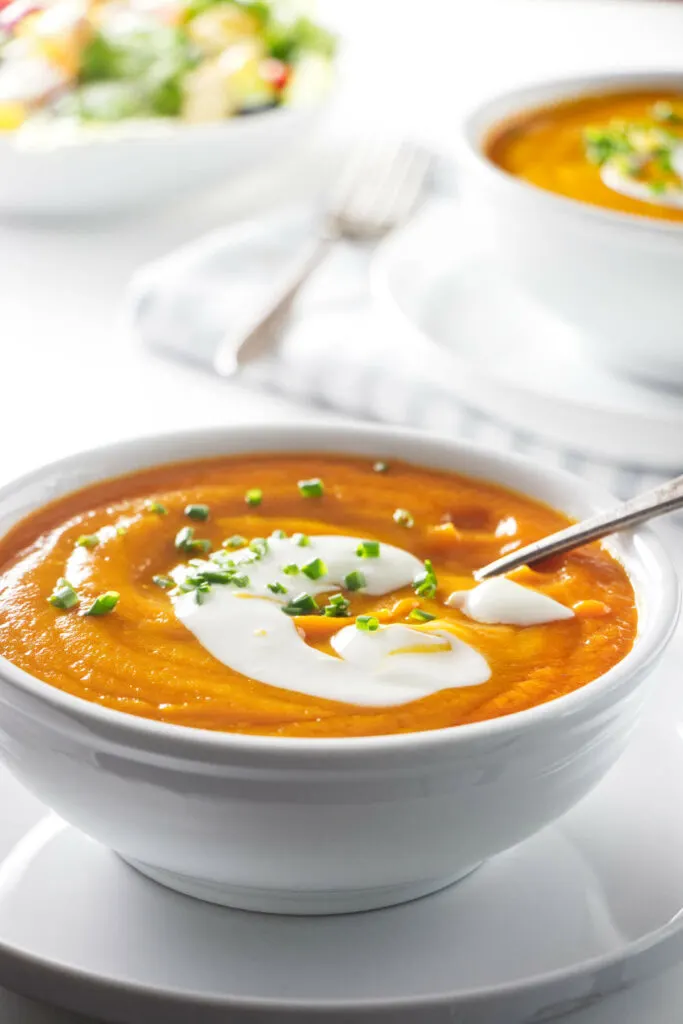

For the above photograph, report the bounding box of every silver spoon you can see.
[475,473,683,581]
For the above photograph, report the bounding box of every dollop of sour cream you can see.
[446,578,574,626]
[172,534,491,707]
[601,147,683,209]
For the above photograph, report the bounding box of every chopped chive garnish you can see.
[223,535,246,549]
[231,573,250,588]
[356,540,380,558]
[324,593,350,617]
[413,559,438,599]
[194,588,209,605]
[298,478,324,498]
[195,570,234,584]
[48,578,78,610]
[292,532,310,547]
[302,557,327,581]
[650,180,667,195]
[393,508,414,528]
[249,537,269,559]
[271,529,287,539]
[84,591,119,616]
[184,504,210,521]
[409,608,436,623]
[145,500,167,515]
[282,563,300,575]
[175,527,212,554]
[653,100,683,125]
[76,534,99,549]
[282,592,319,616]
[344,569,366,591]
[152,574,175,589]
[373,461,389,473]
[356,614,380,632]
[267,581,288,594]
[245,488,263,507]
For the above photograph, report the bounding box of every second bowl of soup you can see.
[0,425,676,913]
[458,72,683,386]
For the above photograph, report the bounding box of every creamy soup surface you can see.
[0,454,637,738]
[486,90,683,221]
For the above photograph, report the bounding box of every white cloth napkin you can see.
[127,205,669,500]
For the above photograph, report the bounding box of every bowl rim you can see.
[0,421,677,757]
[0,97,327,154]
[458,68,683,236]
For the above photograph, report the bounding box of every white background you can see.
[3,1,683,1020]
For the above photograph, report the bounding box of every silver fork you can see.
[214,140,432,376]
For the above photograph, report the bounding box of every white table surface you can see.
[3,0,683,1019]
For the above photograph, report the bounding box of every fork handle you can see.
[214,229,339,376]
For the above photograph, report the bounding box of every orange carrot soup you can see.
[486,89,683,221]
[0,454,637,738]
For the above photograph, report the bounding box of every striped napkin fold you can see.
[127,204,671,501]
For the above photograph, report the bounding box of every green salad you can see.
[0,0,336,131]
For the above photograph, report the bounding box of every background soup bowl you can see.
[456,71,683,388]
[0,424,676,915]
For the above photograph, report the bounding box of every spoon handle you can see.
[475,473,683,581]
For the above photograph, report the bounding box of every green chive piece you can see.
[344,569,366,591]
[409,608,436,623]
[393,508,414,528]
[271,529,287,539]
[292,532,310,547]
[231,573,250,588]
[175,526,193,550]
[175,527,212,554]
[650,180,667,195]
[76,534,99,549]
[356,614,380,632]
[413,559,438,599]
[152,574,175,590]
[298,477,324,498]
[653,100,683,125]
[48,578,78,610]
[184,504,210,522]
[145,500,167,515]
[302,557,327,581]
[249,537,269,559]
[356,540,380,558]
[282,563,300,575]
[223,535,246,549]
[267,581,288,594]
[204,571,234,584]
[373,461,389,473]
[324,593,350,617]
[282,592,319,616]
[245,488,263,507]
[84,591,119,617]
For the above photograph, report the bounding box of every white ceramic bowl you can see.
[457,72,683,387]
[0,424,677,915]
[0,102,325,216]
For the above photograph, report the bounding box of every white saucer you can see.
[373,201,683,471]
[0,639,682,1023]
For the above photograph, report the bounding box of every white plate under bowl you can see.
[373,201,683,471]
[0,638,683,1023]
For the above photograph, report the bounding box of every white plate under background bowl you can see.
[0,103,325,216]
[0,635,682,1024]
[373,200,683,472]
